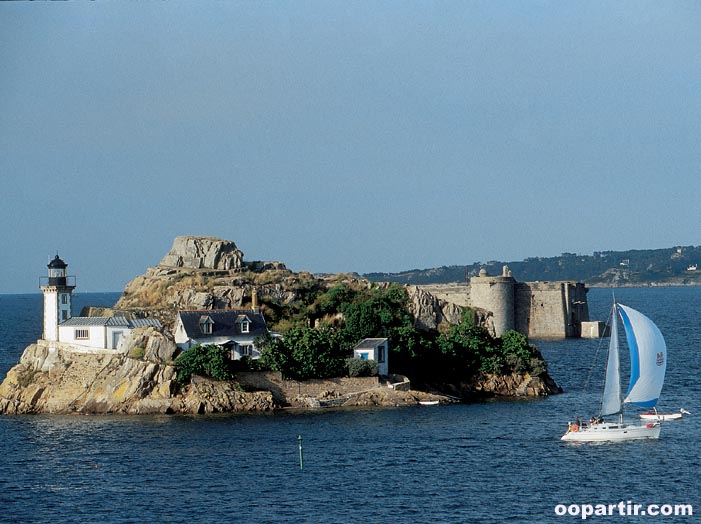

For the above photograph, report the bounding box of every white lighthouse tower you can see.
[40,254,76,342]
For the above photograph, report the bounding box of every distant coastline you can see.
[364,245,701,287]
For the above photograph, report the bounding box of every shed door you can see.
[112,331,124,349]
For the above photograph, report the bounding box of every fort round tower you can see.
[469,265,515,337]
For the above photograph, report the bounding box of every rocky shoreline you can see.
[0,333,560,416]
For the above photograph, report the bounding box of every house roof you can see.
[353,337,388,350]
[178,309,268,339]
[60,316,162,329]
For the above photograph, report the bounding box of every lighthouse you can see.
[40,254,76,342]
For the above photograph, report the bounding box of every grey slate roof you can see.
[60,316,161,329]
[60,317,111,327]
[353,338,388,349]
[178,309,268,339]
[127,318,163,328]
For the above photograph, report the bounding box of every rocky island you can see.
[0,236,560,415]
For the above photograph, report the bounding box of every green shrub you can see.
[174,344,235,385]
[16,368,37,388]
[529,357,547,376]
[346,358,379,377]
[129,347,145,360]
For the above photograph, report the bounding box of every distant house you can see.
[58,317,162,350]
[353,338,389,376]
[174,309,269,360]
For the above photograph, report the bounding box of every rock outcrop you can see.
[407,285,465,332]
[0,331,276,415]
[430,371,562,400]
[160,236,244,270]
[113,236,302,328]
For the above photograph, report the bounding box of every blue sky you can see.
[1,1,699,293]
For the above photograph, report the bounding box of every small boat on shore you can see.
[419,400,440,406]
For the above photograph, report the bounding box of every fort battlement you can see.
[419,266,590,339]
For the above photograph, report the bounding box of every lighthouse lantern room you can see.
[40,254,76,342]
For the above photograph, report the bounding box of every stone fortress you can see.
[420,265,595,339]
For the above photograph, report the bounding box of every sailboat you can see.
[561,302,667,442]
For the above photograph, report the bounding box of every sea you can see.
[0,287,699,524]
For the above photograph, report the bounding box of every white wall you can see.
[59,325,106,349]
[174,318,188,346]
[43,290,58,341]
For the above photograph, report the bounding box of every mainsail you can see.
[600,304,621,416]
[619,304,667,408]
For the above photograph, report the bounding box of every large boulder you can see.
[119,327,179,363]
[159,236,244,270]
[407,285,466,332]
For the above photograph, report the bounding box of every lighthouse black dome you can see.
[48,255,67,269]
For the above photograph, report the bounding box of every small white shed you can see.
[353,337,389,376]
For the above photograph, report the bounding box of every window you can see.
[61,294,68,304]
[199,317,213,335]
[377,346,385,363]
[241,320,250,333]
[75,329,89,340]
[61,311,68,321]
[240,345,252,356]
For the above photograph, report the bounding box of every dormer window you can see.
[199,315,214,335]
[237,315,251,334]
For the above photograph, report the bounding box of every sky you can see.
[1,1,700,293]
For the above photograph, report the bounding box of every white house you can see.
[58,316,162,350]
[40,255,161,350]
[353,338,389,376]
[174,309,270,360]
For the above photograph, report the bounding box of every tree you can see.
[260,326,346,380]
[174,344,235,385]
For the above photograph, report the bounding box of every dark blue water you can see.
[0,289,699,523]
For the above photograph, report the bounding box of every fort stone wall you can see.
[418,268,590,339]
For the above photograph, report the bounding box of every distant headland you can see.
[364,246,701,287]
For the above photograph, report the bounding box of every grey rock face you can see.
[160,236,244,270]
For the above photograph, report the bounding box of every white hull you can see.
[640,413,682,421]
[561,422,660,442]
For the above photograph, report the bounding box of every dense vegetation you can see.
[255,283,547,384]
[174,282,547,386]
[364,245,701,285]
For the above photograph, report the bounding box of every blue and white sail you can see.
[618,304,667,408]
[600,304,622,416]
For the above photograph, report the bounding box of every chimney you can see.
[251,288,259,313]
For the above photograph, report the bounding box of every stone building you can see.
[421,265,590,339]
